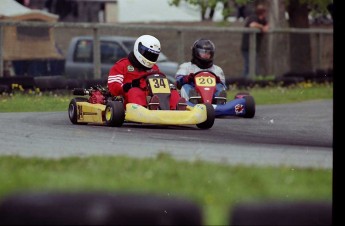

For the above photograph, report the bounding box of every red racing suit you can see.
[108,58,181,109]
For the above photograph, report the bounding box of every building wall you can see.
[105,2,118,23]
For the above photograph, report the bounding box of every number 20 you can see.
[199,78,214,84]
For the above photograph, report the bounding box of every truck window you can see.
[73,40,92,63]
[122,41,135,52]
[73,40,127,64]
[101,41,127,64]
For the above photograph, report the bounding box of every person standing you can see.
[241,4,269,78]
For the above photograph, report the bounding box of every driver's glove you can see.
[215,76,221,84]
[182,73,195,84]
[131,78,141,87]
[188,73,195,83]
[122,78,141,93]
[122,83,132,93]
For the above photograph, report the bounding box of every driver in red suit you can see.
[107,34,186,110]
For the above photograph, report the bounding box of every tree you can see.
[285,0,332,73]
[250,0,332,74]
[169,0,332,23]
[169,0,332,74]
[169,0,244,21]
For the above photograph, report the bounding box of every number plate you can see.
[148,78,170,94]
[195,76,216,87]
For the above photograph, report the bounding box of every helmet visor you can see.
[138,42,160,62]
[196,48,214,60]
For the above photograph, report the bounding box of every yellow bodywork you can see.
[125,103,207,125]
[76,102,208,125]
[76,102,105,124]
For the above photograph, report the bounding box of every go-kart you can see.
[187,71,255,118]
[68,72,215,129]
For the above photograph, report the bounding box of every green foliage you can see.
[300,0,332,9]
[235,0,250,4]
[169,0,333,22]
[286,0,332,15]
[169,0,236,21]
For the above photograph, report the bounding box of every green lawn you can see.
[0,82,333,225]
[0,155,332,225]
[0,81,333,112]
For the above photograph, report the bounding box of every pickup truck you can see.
[64,35,179,87]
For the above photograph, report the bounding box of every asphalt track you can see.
[0,100,332,169]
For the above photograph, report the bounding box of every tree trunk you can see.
[199,0,209,21]
[287,0,312,73]
[208,7,215,20]
[201,5,206,21]
[267,0,289,77]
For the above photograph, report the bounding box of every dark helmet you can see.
[191,39,215,69]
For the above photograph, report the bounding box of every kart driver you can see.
[107,34,186,110]
[175,38,227,104]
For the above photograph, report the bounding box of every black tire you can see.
[0,85,10,93]
[196,103,215,129]
[0,192,203,225]
[243,95,255,118]
[65,79,84,90]
[105,101,125,127]
[34,76,66,91]
[230,201,331,226]
[68,97,88,125]
[234,92,250,99]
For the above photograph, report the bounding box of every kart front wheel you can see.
[196,103,215,129]
[243,95,256,118]
[68,97,88,125]
[105,101,125,127]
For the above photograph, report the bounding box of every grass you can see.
[0,155,332,225]
[0,82,333,112]
[0,82,333,225]
[0,92,72,112]
[230,81,333,105]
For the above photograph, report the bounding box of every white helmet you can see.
[133,35,161,68]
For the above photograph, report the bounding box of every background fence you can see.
[0,21,333,81]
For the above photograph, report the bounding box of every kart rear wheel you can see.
[196,103,215,129]
[105,101,125,127]
[68,97,88,125]
[243,95,255,118]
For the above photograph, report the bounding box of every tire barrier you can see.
[0,77,36,92]
[229,201,332,226]
[0,192,332,225]
[34,76,67,91]
[0,192,203,225]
